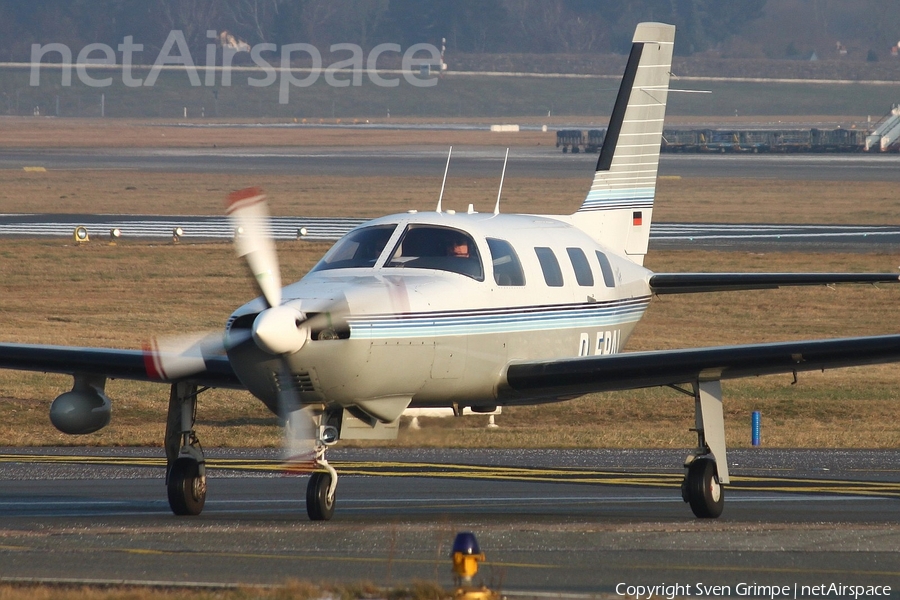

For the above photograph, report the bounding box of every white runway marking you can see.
[1,216,897,244]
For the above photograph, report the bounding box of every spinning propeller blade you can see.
[142,330,250,381]
[277,360,318,473]
[225,188,321,472]
[226,187,282,308]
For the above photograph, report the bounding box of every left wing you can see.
[501,334,900,402]
[0,343,243,389]
[649,272,900,294]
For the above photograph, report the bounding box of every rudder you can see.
[572,22,675,265]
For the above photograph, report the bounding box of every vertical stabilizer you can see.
[571,22,674,265]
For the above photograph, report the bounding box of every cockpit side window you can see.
[311,225,395,272]
[386,225,484,281]
[487,238,525,286]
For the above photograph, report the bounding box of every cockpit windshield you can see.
[386,225,484,281]
[310,224,396,272]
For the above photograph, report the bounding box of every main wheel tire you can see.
[167,457,207,516]
[686,457,724,518]
[306,471,335,521]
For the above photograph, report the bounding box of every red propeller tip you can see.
[142,339,165,381]
[225,187,265,214]
[282,455,317,475]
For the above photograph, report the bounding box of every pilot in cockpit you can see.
[447,237,470,259]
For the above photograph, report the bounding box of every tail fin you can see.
[571,22,675,265]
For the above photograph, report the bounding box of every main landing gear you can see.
[164,382,207,516]
[679,379,729,519]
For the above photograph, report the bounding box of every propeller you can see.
[225,187,320,473]
[143,188,324,474]
[226,187,281,308]
[142,330,250,381]
[277,362,318,473]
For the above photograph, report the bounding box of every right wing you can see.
[501,334,900,402]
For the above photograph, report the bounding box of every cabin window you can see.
[534,247,564,287]
[595,251,616,287]
[386,225,484,281]
[311,224,396,272]
[566,247,594,287]
[487,238,525,286]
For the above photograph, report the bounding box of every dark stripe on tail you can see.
[596,43,644,172]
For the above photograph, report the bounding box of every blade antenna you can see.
[494,147,509,215]
[436,146,452,213]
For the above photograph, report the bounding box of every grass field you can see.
[2,162,899,225]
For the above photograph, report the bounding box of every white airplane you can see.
[2,22,900,521]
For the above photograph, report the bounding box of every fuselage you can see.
[226,210,654,420]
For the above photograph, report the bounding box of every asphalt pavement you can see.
[0,448,897,595]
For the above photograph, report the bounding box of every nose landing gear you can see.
[305,419,339,521]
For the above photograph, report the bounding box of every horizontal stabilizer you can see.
[649,272,900,294]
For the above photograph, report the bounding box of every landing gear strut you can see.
[165,382,207,516]
[681,379,728,519]
[305,413,339,521]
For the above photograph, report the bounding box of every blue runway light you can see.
[452,531,481,555]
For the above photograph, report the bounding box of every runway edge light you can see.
[73,226,89,243]
[451,532,498,600]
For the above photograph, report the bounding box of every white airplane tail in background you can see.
[571,22,675,265]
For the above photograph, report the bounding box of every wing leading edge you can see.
[502,334,900,402]
[649,272,900,294]
[0,343,242,389]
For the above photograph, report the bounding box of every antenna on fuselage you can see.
[436,146,452,213]
[493,147,509,215]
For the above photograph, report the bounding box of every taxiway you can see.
[0,448,897,594]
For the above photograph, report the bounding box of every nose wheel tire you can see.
[167,457,207,516]
[685,457,724,519]
[306,471,336,521]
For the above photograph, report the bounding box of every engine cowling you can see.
[49,377,112,435]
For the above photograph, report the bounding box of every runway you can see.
[3,146,900,181]
[0,448,898,594]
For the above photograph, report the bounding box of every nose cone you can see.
[252,305,308,355]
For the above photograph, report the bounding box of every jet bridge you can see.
[865,105,900,151]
